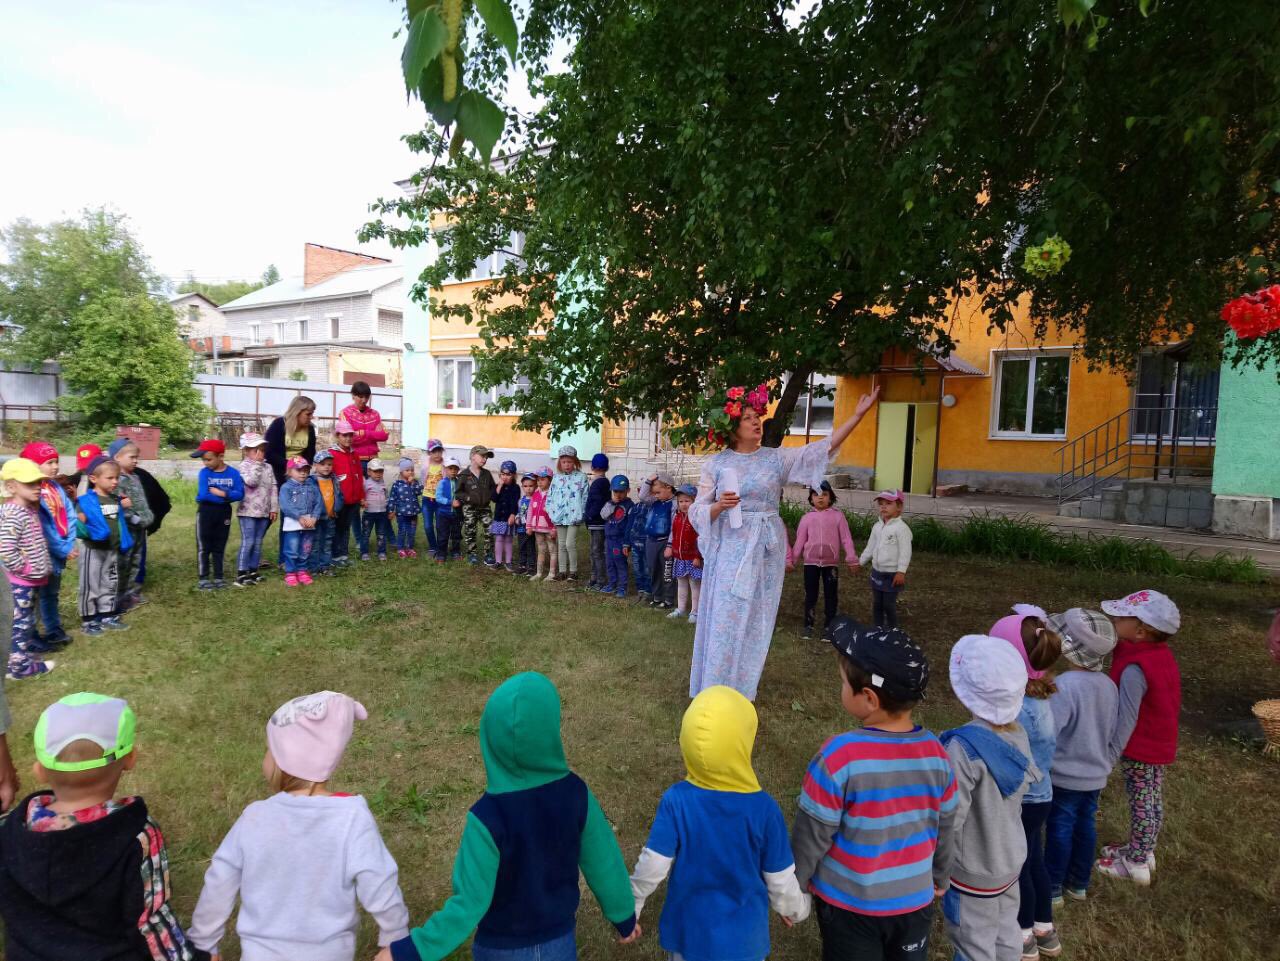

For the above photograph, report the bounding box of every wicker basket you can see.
[1252,699,1280,755]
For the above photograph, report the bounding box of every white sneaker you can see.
[1100,844,1156,872]
[666,609,686,620]
[529,573,543,582]
[1096,855,1151,887]
[688,613,698,624]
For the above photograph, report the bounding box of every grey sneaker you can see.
[1065,886,1087,901]
[1035,929,1063,958]
[198,580,215,592]
[1021,934,1039,961]
[101,617,130,632]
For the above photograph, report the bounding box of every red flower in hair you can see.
[726,386,745,401]
[724,400,742,418]
[1222,285,1280,341]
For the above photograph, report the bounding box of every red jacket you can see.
[330,447,365,506]
[669,512,701,562]
[1110,639,1181,765]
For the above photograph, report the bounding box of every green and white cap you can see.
[34,693,137,772]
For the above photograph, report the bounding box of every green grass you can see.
[4,483,1279,960]
[777,502,1267,584]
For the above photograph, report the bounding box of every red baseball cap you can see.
[21,442,59,465]
[75,444,103,471]
[189,439,226,458]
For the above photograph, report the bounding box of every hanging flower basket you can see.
[1221,285,1280,341]
[1022,235,1072,278]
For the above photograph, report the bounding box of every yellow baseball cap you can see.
[1,457,45,484]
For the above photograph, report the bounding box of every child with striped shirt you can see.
[793,617,956,960]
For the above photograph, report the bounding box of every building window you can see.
[786,372,838,435]
[249,323,261,344]
[1133,353,1218,442]
[992,352,1070,438]
[213,362,227,376]
[438,230,527,282]
[436,357,524,411]
[329,315,342,340]
[186,304,199,327]
[231,360,247,378]
[275,321,289,344]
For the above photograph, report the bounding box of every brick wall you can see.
[303,244,390,287]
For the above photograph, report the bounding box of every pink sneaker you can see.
[408,549,418,558]
[398,550,408,559]
[284,573,299,587]
[297,572,314,585]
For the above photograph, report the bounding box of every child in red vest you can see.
[1098,589,1181,887]
[664,485,702,623]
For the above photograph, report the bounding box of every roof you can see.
[875,343,985,376]
[170,291,221,310]
[219,264,403,311]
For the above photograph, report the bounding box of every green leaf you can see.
[406,0,433,18]
[474,0,518,64]
[418,56,461,125]
[1085,30,1099,50]
[1057,0,1095,30]
[1139,0,1157,16]
[1250,211,1273,231]
[456,90,506,161]
[402,9,448,90]
[1271,179,1280,194]
[1125,115,1137,130]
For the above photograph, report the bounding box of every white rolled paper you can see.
[720,466,743,529]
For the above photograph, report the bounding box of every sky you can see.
[0,0,539,288]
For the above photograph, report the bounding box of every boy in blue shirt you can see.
[432,458,461,563]
[191,439,244,590]
[638,473,676,609]
[630,685,809,961]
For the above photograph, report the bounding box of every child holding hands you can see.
[787,480,857,640]
[631,685,808,961]
[189,691,409,961]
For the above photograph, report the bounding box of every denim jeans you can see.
[472,930,576,961]
[238,516,271,573]
[395,514,419,550]
[36,569,64,639]
[310,518,336,572]
[280,529,315,574]
[362,512,392,557]
[423,497,439,552]
[1045,785,1101,894]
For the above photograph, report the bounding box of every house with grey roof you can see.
[214,244,406,385]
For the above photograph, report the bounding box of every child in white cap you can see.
[1097,589,1182,887]
[859,490,911,628]
[1043,609,1119,910]
[937,635,1037,961]
[361,459,392,561]
[235,431,277,588]
[189,691,408,961]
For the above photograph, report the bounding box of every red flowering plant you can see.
[700,383,771,448]
[1221,285,1280,341]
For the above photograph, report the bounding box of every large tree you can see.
[0,209,209,439]
[367,1,1280,445]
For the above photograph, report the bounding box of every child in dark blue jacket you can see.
[638,473,676,609]
[278,457,323,586]
[628,496,652,601]
[599,475,633,598]
[191,439,244,591]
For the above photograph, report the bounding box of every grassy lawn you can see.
[3,484,1279,960]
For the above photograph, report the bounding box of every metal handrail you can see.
[1056,406,1217,504]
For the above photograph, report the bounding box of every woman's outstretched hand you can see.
[854,386,883,418]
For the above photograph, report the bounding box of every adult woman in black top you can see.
[264,396,317,487]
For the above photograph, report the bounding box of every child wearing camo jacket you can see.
[937,634,1038,961]
[189,692,409,961]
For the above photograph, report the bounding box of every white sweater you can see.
[858,516,913,573]
[188,793,409,961]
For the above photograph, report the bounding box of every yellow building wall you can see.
[429,413,550,450]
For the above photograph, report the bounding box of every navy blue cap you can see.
[610,474,631,491]
[592,453,609,471]
[828,616,929,701]
[500,460,517,473]
[675,484,697,498]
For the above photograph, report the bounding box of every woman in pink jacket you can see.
[339,381,389,472]
[785,480,857,640]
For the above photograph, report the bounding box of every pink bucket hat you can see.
[334,417,355,435]
[266,691,367,783]
[989,612,1047,681]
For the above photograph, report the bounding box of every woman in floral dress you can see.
[689,386,880,701]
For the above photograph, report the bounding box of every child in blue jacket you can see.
[191,439,244,590]
[279,457,323,586]
[599,475,633,598]
[432,459,461,562]
[638,473,676,609]
[628,497,652,600]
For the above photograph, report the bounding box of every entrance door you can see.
[874,403,939,495]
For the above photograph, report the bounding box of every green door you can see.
[910,404,939,495]
[874,403,909,491]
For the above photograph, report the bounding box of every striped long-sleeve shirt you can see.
[0,501,52,586]
[791,726,957,916]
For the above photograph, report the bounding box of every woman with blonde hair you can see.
[266,396,318,488]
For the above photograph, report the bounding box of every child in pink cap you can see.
[189,691,409,961]
[990,605,1064,959]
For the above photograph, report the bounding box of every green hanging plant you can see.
[1023,235,1073,278]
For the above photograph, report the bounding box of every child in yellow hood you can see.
[629,685,809,960]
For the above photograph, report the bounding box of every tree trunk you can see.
[763,364,814,447]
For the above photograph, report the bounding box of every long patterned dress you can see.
[688,439,832,701]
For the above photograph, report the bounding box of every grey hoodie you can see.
[1049,669,1120,791]
[937,718,1036,893]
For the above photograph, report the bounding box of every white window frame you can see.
[433,355,525,414]
[275,321,289,344]
[230,360,247,378]
[248,323,262,345]
[212,362,227,376]
[295,317,310,342]
[786,372,838,436]
[990,349,1072,440]
[329,314,342,340]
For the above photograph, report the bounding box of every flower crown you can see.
[1222,285,1280,341]
[705,383,770,447]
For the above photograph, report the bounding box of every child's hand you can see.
[848,558,860,569]
[893,572,906,588]
[77,511,87,523]
[372,949,392,961]
[509,514,517,525]
[119,496,132,508]
[212,488,226,497]
[452,499,460,508]
[549,529,557,540]
[618,922,642,944]
[693,558,701,569]
[269,512,277,523]
[68,548,79,561]
[781,916,795,928]
[785,560,795,571]
[622,546,629,556]
[663,546,673,559]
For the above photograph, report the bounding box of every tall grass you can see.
[777,502,1266,585]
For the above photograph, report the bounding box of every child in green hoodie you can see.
[380,672,639,961]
